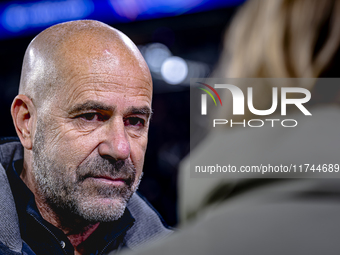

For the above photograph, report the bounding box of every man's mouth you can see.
[86,175,132,186]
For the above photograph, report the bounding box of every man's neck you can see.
[67,223,100,255]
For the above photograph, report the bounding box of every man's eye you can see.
[78,113,104,121]
[125,117,144,127]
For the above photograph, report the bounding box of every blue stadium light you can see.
[1,0,94,33]
[0,0,245,40]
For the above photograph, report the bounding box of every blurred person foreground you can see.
[119,0,340,254]
[0,20,172,255]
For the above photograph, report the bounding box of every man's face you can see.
[31,46,152,223]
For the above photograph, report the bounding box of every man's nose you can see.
[98,118,130,161]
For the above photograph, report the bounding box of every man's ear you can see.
[11,95,36,150]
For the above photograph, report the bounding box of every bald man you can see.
[0,20,172,255]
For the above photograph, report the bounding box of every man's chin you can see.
[75,195,130,223]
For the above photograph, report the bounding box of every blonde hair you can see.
[216,0,340,78]
[212,0,340,121]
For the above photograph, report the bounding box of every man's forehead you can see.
[60,72,151,99]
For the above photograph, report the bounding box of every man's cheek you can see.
[49,136,95,168]
[43,123,79,153]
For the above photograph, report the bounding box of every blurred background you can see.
[0,0,246,227]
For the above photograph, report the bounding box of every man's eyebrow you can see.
[68,101,152,117]
[126,106,153,118]
[68,101,115,115]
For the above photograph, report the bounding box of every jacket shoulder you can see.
[125,193,173,250]
[0,138,23,171]
[0,138,23,254]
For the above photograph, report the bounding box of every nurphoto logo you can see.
[197,82,312,128]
